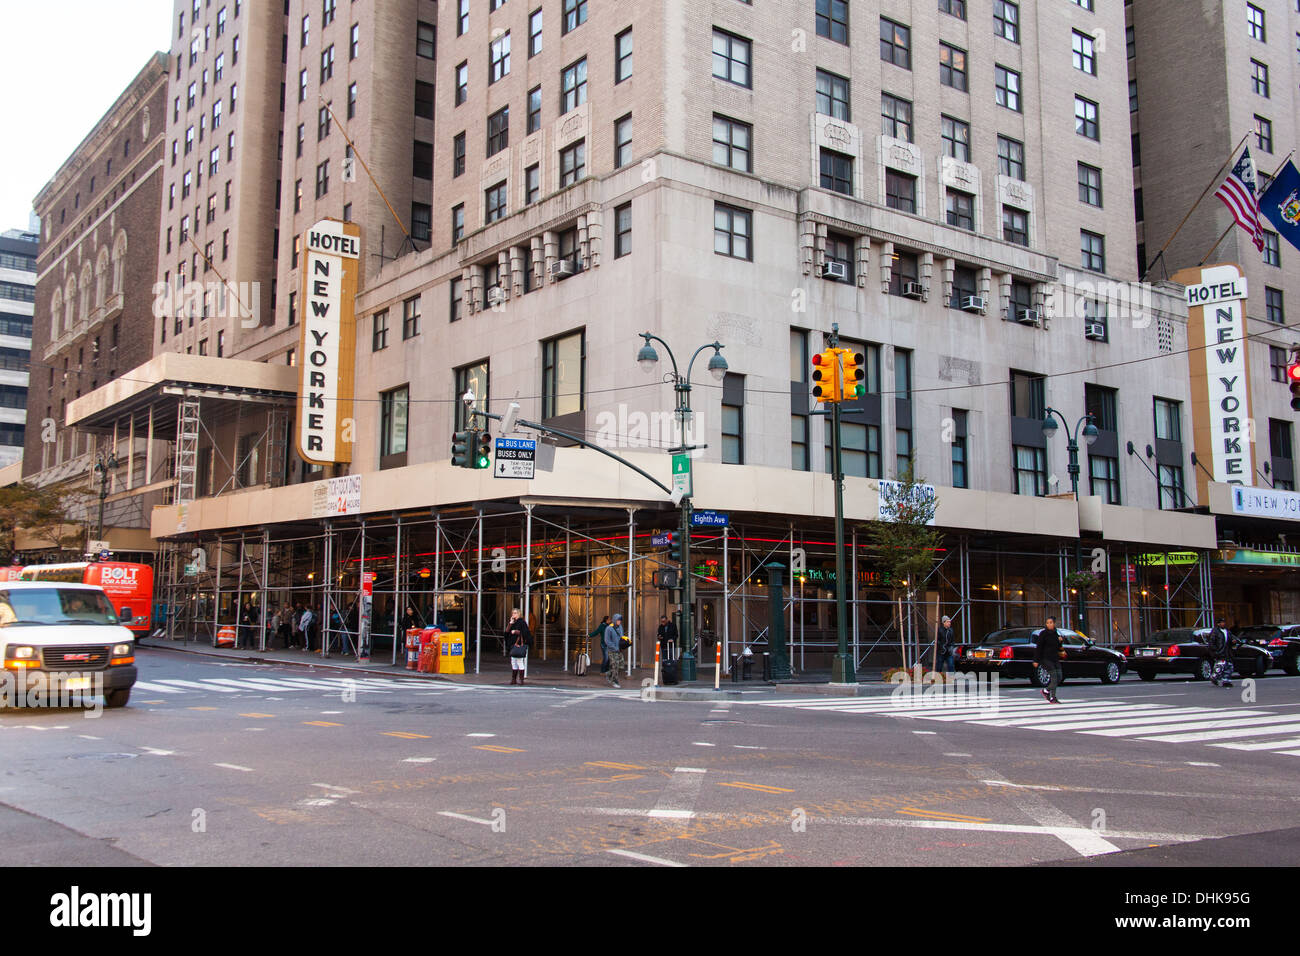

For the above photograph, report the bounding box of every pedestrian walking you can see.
[590,615,610,673]
[603,613,626,688]
[1207,615,1234,688]
[656,615,678,662]
[935,616,956,674]
[1034,616,1064,703]
[505,608,533,684]
[300,606,316,652]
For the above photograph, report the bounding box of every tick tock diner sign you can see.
[297,219,361,465]
[1175,263,1255,504]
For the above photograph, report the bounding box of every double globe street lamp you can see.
[637,333,727,682]
[1041,408,1099,632]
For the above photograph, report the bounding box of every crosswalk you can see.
[749,695,1300,758]
[133,675,459,697]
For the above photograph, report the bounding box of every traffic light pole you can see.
[827,326,855,684]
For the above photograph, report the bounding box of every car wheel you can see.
[1030,665,1051,688]
[1101,661,1122,684]
[1285,656,1300,677]
[1137,670,1156,681]
[1196,657,1214,681]
[105,689,130,709]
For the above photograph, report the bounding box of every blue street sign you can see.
[651,532,673,546]
[691,511,729,527]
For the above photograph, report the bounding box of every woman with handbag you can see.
[506,608,533,684]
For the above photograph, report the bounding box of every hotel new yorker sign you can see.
[297,219,361,465]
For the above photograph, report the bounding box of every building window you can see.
[824,232,853,282]
[525,164,540,204]
[939,0,966,19]
[453,132,466,177]
[381,386,409,459]
[614,203,632,258]
[1158,465,1185,509]
[455,62,468,105]
[450,277,463,322]
[372,310,389,351]
[1013,446,1047,496]
[1089,455,1121,503]
[561,58,588,112]
[350,23,360,60]
[454,362,489,430]
[299,70,308,102]
[542,330,584,418]
[1154,397,1181,442]
[614,114,633,168]
[721,374,744,464]
[942,115,971,162]
[951,409,969,488]
[415,81,435,119]
[1072,30,1096,75]
[562,0,587,35]
[880,18,911,70]
[889,252,919,296]
[558,227,580,271]
[526,85,542,134]
[1259,233,1283,271]
[322,0,335,27]
[347,82,357,119]
[485,182,507,223]
[451,204,465,242]
[318,106,331,141]
[886,170,917,212]
[529,8,543,55]
[714,203,752,260]
[792,414,809,471]
[1247,3,1265,42]
[816,0,848,44]
[1081,230,1105,271]
[1270,419,1295,490]
[615,28,633,82]
[487,106,509,156]
[417,20,435,58]
[819,149,853,195]
[995,1,1019,43]
[402,296,421,340]
[1255,115,1273,153]
[315,160,329,197]
[1083,299,1108,341]
[1078,163,1102,206]
[946,190,975,230]
[559,140,586,186]
[321,44,335,83]
[949,265,978,307]
[457,0,469,36]
[712,29,751,87]
[1270,345,1289,382]
[939,42,967,91]
[998,135,1025,180]
[880,93,913,141]
[1003,207,1030,247]
[489,32,511,83]
[1266,286,1285,324]
[995,65,1021,111]
[1075,97,1100,139]
[816,69,851,121]
[1251,59,1269,97]
[411,203,431,242]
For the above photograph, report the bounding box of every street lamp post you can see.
[1041,408,1098,631]
[93,452,120,547]
[638,333,728,683]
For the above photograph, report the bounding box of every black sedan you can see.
[1122,627,1274,681]
[1234,624,1300,676]
[955,627,1127,686]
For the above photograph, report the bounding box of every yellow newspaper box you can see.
[439,631,466,674]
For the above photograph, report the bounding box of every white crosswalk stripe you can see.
[133,675,457,697]
[748,695,1300,758]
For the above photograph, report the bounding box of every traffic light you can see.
[841,349,866,400]
[1288,355,1300,412]
[451,429,473,468]
[474,429,493,469]
[669,533,684,565]
[811,349,841,403]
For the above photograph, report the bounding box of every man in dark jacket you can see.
[935,616,956,673]
[657,615,678,662]
[1207,616,1233,687]
[1034,616,1064,703]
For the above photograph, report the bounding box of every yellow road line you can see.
[475,744,525,753]
[585,761,645,770]
[898,807,992,823]
[240,713,276,718]
[187,706,217,711]
[303,720,342,727]
[383,731,432,739]
[717,781,795,794]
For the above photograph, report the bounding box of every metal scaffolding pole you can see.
[392,516,402,666]
[475,510,483,675]
[564,518,571,672]
[435,512,442,630]
[358,519,367,660]
[851,525,859,668]
[626,508,635,677]
[523,504,533,633]
[235,532,246,649]
[322,522,333,658]
[260,528,270,652]
[722,525,730,674]
[212,537,222,646]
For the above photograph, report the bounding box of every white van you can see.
[0,581,137,709]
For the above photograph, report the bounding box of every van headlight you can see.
[111,643,132,657]
[12,646,36,659]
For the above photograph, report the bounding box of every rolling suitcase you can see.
[575,652,590,676]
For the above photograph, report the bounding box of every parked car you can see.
[1121,627,1274,681]
[954,626,1127,686]
[1234,624,1300,676]
[0,581,137,709]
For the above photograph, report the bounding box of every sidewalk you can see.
[137,636,896,697]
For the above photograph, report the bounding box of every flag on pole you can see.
[1258,159,1300,253]
[1214,147,1264,252]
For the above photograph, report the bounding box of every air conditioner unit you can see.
[961,294,986,313]
[1084,322,1107,340]
[485,285,506,305]
[549,260,577,280]
[820,261,849,281]
[901,281,925,300]
[1016,308,1042,326]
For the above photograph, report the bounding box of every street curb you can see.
[650,687,759,700]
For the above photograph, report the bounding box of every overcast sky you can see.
[0,1,173,232]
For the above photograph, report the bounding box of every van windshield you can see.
[0,588,120,626]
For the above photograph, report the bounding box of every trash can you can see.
[730,655,742,682]
[661,658,680,685]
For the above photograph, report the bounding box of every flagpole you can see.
[1141,130,1250,281]
[1198,150,1295,265]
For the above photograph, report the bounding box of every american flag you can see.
[1215,147,1265,252]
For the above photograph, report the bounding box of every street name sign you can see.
[691,511,729,527]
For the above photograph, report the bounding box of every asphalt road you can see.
[3,648,1300,868]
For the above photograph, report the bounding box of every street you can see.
[3,647,1300,868]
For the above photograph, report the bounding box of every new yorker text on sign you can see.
[494,437,536,479]
[297,218,361,465]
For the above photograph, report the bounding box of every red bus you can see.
[17,562,154,637]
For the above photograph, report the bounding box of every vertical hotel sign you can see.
[1174,263,1255,504]
[297,219,360,464]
